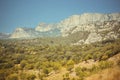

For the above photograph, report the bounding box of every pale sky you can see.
[0,0,120,33]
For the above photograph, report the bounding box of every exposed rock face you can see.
[10,27,60,38]
[9,13,120,45]
[85,32,102,44]
[35,23,54,32]
[72,20,120,45]
[58,13,120,36]
[10,28,31,38]
[0,33,10,39]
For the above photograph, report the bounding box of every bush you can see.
[6,73,18,80]
[52,62,61,71]
[27,74,36,80]
[25,64,34,70]
[43,68,52,76]
[63,73,70,80]
[4,62,14,69]
[75,67,89,79]
[20,60,27,69]
[14,54,24,64]
[19,72,27,80]
[38,73,45,80]
[0,71,7,80]
[66,60,74,72]
[98,61,113,70]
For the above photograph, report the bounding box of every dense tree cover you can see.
[0,38,120,80]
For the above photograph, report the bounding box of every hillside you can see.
[0,13,120,80]
[0,38,120,80]
[1,13,118,44]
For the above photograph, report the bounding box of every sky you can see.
[0,0,120,33]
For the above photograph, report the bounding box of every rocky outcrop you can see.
[9,13,120,45]
[10,28,31,38]
[58,13,120,36]
[10,27,60,38]
[0,33,10,39]
[85,32,102,44]
[72,20,120,45]
[35,23,53,32]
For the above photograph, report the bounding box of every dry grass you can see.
[85,66,120,80]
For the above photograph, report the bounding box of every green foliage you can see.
[14,54,24,64]
[25,64,34,70]
[63,73,70,80]
[35,62,41,70]
[42,67,52,76]
[20,60,27,69]
[38,73,45,80]
[52,62,61,71]
[19,72,27,80]
[27,74,36,80]
[66,60,74,71]
[6,73,18,80]
[98,61,113,70]
[0,71,7,80]
[4,62,14,69]
[0,38,120,80]
[75,67,89,79]
[75,61,113,80]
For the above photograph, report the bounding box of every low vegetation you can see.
[0,38,120,80]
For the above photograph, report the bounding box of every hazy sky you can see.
[0,0,120,33]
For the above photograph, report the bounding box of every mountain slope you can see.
[9,13,120,45]
[0,33,10,39]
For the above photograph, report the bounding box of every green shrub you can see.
[25,64,34,70]
[4,62,14,69]
[98,61,113,70]
[38,73,45,80]
[20,60,27,69]
[19,72,27,80]
[75,67,90,79]
[0,71,7,80]
[42,68,52,76]
[66,60,74,72]
[27,74,36,80]
[63,73,70,80]
[52,62,61,71]
[6,73,18,80]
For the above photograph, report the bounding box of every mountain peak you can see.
[3,13,119,44]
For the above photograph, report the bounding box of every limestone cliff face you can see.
[72,20,120,45]
[9,13,120,44]
[10,28,31,38]
[58,13,120,37]
[35,23,54,32]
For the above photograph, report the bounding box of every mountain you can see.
[71,20,120,45]
[10,27,60,38]
[8,13,120,44]
[58,13,120,36]
[0,32,10,39]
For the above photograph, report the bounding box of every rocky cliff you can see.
[58,13,120,36]
[0,33,10,39]
[9,13,120,44]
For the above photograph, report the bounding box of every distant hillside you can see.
[0,13,120,45]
